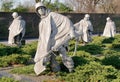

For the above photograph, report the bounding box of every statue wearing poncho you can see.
[8,12,25,46]
[103,17,116,37]
[74,14,93,45]
[34,2,75,75]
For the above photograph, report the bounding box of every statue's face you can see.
[107,19,111,22]
[12,15,18,19]
[84,17,89,21]
[38,7,46,16]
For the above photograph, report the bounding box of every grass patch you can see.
[0,54,31,67]
[0,77,19,82]
[10,65,35,75]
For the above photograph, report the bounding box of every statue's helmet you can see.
[85,14,90,18]
[35,2,46,10]
[12,12,18,18]
[106,17,111,21]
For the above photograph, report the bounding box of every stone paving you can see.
[0,67,35,82]
[0,67,57,82]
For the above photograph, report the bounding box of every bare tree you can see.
[64,0,120,13]
[83,0,101,13]
[115,0,120,13]
[99,0,118,13]
[65,0,102,13]
[22,1,35,12]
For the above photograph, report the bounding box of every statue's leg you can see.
[15,33,22,47]
[59,46,74,72]
[14,35,18,44]
[50,53,61,72]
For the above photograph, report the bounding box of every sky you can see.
[13,0,36,8]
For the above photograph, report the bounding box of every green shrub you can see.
[21,41,37,57]
[102,44,113,49]
[58,62,119,82]
[108,35,120,49]
[102,49,118,55]
[102,54,120,69]
[73,50,91,56]
[10,65,34,75]
[91,36,105,45]
[74,51,97,61]
[0,61,9,67]
[0,47,7,56]
[112,43,120,49]
[0,46,21,56]
[113,34,120,43]
[0,77,19,82]
[68,51,99,67]
[102,37,115,43]
[68,40,76,51]
[0,54,31,67]
[78,44,103,55]
[0,44,7,56]
[0,41,37,57]
[72,56,89,67]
